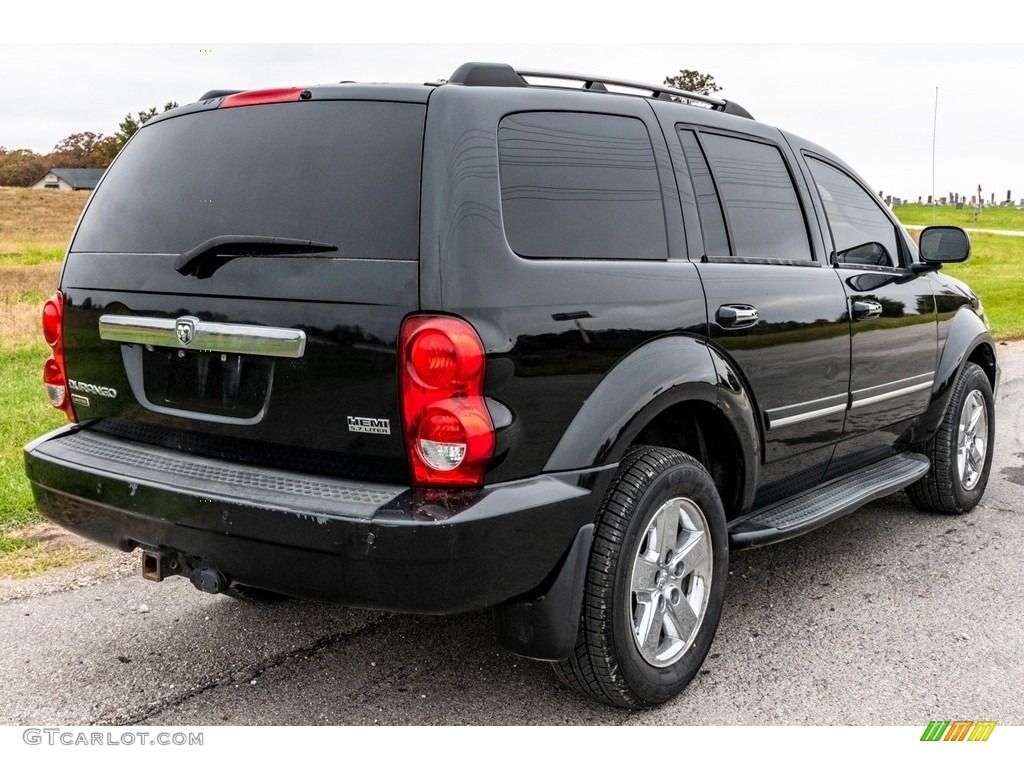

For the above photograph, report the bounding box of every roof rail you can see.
[446,63,753,119]
[518,69,754,119]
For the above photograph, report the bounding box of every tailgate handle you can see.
[99,315,307,359]
[716,305,759,328]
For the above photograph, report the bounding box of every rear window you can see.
[72,101,424,259]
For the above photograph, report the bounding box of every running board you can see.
[729,453,930,549]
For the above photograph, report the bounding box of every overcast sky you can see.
[2,11,1020,203]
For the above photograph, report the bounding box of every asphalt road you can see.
[2,343,1022,726]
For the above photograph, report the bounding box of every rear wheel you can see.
[907,362,994,515]
[554,446,728,708]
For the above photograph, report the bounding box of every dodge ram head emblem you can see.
[175,317,197,346]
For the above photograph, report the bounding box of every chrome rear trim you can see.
[99,315,306,359]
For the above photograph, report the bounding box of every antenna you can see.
[931,86,938,223]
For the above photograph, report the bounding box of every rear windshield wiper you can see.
[175,235,338,276]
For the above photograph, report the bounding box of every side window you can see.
[497,112,667,260]
[699,133,812,261]
[806,156,900,267]
[677,129,729,257]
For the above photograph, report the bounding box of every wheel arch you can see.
[911,307,997,444]
[542,335,760,517]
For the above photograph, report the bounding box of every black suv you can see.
[25,63,997,709]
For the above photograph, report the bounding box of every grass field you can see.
[893,203,1024,231]
[0,188,80,568]
[943,233,1024,339]
[894,204,1024,339]
[0,189,1022,572]
[0,187,90,265]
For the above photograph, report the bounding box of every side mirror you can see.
[919,226,971,264]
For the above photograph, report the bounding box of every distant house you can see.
[30,168,104,191]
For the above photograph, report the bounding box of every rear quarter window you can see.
[497,111,668,260]
[72,101,424,260]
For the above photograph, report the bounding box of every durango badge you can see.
[347,416,391,435]
[68,380,118,399]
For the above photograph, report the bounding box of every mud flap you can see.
[492,523,593,661]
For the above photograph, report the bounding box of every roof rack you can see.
[447,62,753,120]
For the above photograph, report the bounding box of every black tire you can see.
[553,446,729,709]
[906,362,994,515]
[223,583,293,603]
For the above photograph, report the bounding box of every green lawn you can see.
[894,203,1024,231]
[0,246,66,266]
[0,343,66,553]
[892,205,1024,340]
[0,345,65,522]
[942,233,1024,339]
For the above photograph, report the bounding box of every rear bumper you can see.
[24,424,612,614]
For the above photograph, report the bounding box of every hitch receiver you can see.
[141,550,180,582]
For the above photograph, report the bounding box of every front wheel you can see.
[554,446,728,708]
[907,361,995,515]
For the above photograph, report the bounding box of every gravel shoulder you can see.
[0,525,135,603]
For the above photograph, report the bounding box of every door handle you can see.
[716,304,759,328]
[852,300,883,321]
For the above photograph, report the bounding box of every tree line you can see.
[0,103,178,186]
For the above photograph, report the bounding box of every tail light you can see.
[399,315,494,487]
[219,87,308,109]
[41,291,77,422]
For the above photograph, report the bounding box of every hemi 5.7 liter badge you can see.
[347,416,391,435]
